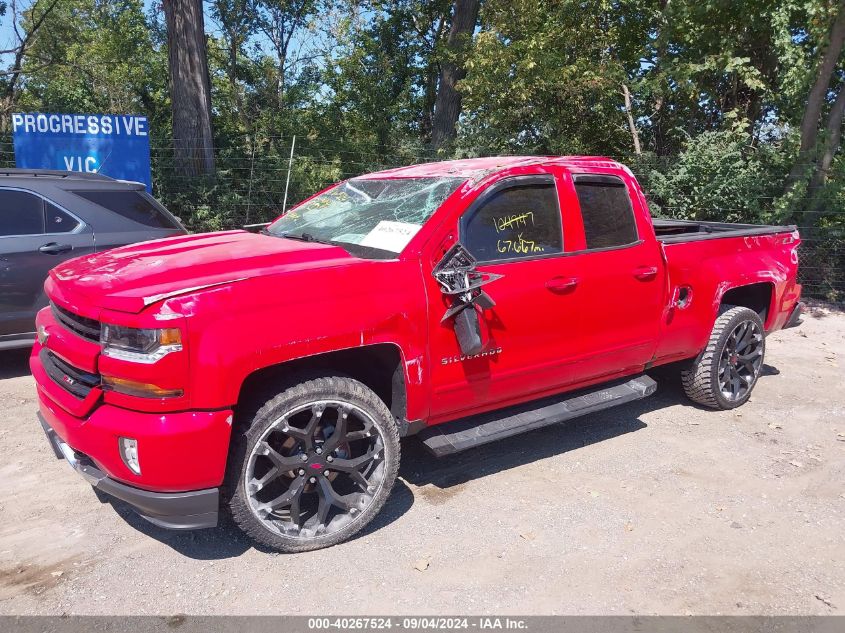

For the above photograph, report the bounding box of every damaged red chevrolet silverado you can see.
[31,157,804,552]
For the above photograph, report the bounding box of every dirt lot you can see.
[0,306,843,616]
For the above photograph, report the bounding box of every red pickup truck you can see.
[31,156,803,552]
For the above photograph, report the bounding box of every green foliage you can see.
[646,123,794,224]
[17,1,167,117]
[457,0,638,156]
[1,0,844,297]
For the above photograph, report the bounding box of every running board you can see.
[418,375,657,457]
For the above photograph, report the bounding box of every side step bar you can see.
[418,375,657,457]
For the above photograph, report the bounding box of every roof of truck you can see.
[359,156,625,180]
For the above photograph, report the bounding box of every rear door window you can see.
[462,181,563,262]
[573,176,639,249]
[0,189,45,236]
[45,202,81,233]
[71,190,178,228]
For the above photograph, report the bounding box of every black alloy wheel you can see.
[682,305,767,410]
[227,375,400,552]
[717,319,764,402]
[245,400,386,539]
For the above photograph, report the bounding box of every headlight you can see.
[100,324,182,363]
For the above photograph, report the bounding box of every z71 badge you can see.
[441,347,502,365]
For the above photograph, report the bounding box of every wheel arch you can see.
[235,343,409,429]
[717,281,775,329]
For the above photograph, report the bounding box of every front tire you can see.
[681,306,766,410]
[226,375,400,552]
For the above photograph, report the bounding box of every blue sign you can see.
[11,113,152,191]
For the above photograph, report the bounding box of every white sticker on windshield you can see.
[360,221,422,253]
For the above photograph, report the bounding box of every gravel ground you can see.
[0,305,843,616]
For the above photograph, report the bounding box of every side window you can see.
[573,176,639,249]
[70,190,179,228]
[45,202,81,233]
[462,182,563,262]
[0,189,45,236]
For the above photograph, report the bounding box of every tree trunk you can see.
[650,0,670,156]
[163,0,216,178]
[420,13,448,146]
[799,82,845,230]
[431,0,480,151]
[783,4,845,193]
[421,61,438,145]
[622,83,642,155]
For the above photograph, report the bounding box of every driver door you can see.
[426,174,585,422]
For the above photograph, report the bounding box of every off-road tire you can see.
[225,374,401,552]
[681,306,766,410]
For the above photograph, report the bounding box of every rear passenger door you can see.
[565,173,664,380]
[0,188,94,337]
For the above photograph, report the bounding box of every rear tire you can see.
[681,306,766,410]
[225,374,400,552]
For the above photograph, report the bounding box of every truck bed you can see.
[653,218,796,244]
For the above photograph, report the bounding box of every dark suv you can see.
[0,169,186,349]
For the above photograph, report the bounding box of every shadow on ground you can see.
[399,362,760,489]
[102,479,415,560]
[0,348,32,380]
[87,363,781,556]
[761,364,780,376]
[400,380,673,490]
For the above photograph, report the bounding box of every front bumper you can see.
[40,414,219,529]
[32,349,233,491]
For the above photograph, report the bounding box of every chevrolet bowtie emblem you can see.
[37,326,49,345]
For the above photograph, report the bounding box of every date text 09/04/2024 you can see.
[307,618,528,629]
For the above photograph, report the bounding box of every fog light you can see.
[119,437,141,475]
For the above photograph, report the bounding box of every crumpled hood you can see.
[49,230,354,314]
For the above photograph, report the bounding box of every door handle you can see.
[633,266,658,281]
[546,276,579,293]
[39,242,73,255]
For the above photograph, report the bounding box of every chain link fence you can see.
[1,137,842,301]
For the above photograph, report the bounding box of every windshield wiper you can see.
[280,232,351,252]
[280,231,325,243]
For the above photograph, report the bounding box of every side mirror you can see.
[453,304,485,356]
[433,243,502,357]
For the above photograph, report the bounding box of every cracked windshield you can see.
[267,177,465,255]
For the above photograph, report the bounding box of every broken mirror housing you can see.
[433,243,502,355]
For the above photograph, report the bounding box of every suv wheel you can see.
[226,375,400,552]
[681,305,766,409]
